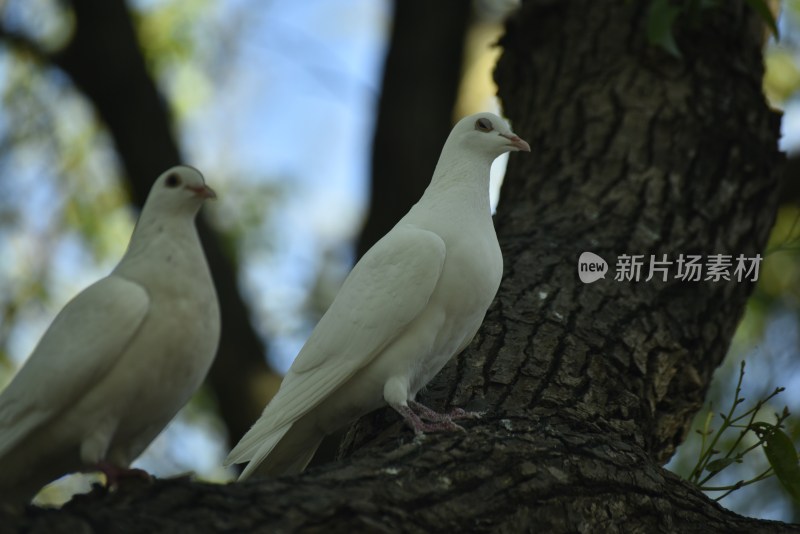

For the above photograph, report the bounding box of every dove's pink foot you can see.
[408,400,484,422]
[396,404,464,435]
[93,462,152,487]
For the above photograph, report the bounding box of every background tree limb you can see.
[356,0,471,257]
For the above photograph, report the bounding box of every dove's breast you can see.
[79,229,220,465]
[307,221,501,434]
[407,223,502,395]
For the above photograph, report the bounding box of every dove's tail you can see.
[229,414,324,480]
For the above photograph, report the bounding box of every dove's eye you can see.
[474,118,493,132]
[165,173,181,188]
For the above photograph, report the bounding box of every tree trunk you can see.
[491,0,783,464]
[0,1,793,532]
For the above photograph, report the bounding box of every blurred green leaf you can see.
[647,0,682,58]
[764,50,800,106]
[744,0,779,39]
[706,457,738,473]
[752,422,800,503]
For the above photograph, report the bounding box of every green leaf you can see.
[752,423,800,503]
[744,0,779,39]
[706,457,737,473]
[647,0,683,58]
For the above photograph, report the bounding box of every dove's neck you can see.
[115,210,204,280]
[417,145,493,215]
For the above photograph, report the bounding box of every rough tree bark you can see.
[0,0,275,446]
[0,1,795,532]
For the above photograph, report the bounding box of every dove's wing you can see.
[0,275,149,457]
[227,226,446,464]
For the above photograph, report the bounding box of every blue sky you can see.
[182,0,391,372]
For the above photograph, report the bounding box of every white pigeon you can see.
[226,112,530,479]
[0,165,220,504]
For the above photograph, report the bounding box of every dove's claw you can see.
[409,418,464,435]
[408,400,481,423]
[395,401,474,435]
[448,407,467,418]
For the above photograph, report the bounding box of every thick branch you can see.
[6,413,798,533]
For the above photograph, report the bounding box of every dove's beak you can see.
[187,185,217,200]
[500,133,531,152]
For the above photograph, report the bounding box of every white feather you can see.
[0,277,149,459]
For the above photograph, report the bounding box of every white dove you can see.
[0,165,220,504]
[227,112,530,479]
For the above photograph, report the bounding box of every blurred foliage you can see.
[210,179,286,266]
[765,1,800,106]
[764,48,800,103]
[0,40,130,379]
[644,0,778,58]
[132,0,215,119]
[684,361,798,503]
[0,0,72,50]
[670,208,800,520]
[762,206,800,301]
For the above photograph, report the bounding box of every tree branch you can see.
[6,413,798,533]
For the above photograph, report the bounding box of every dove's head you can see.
[450,112,530,159]
[146,166,216,216]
